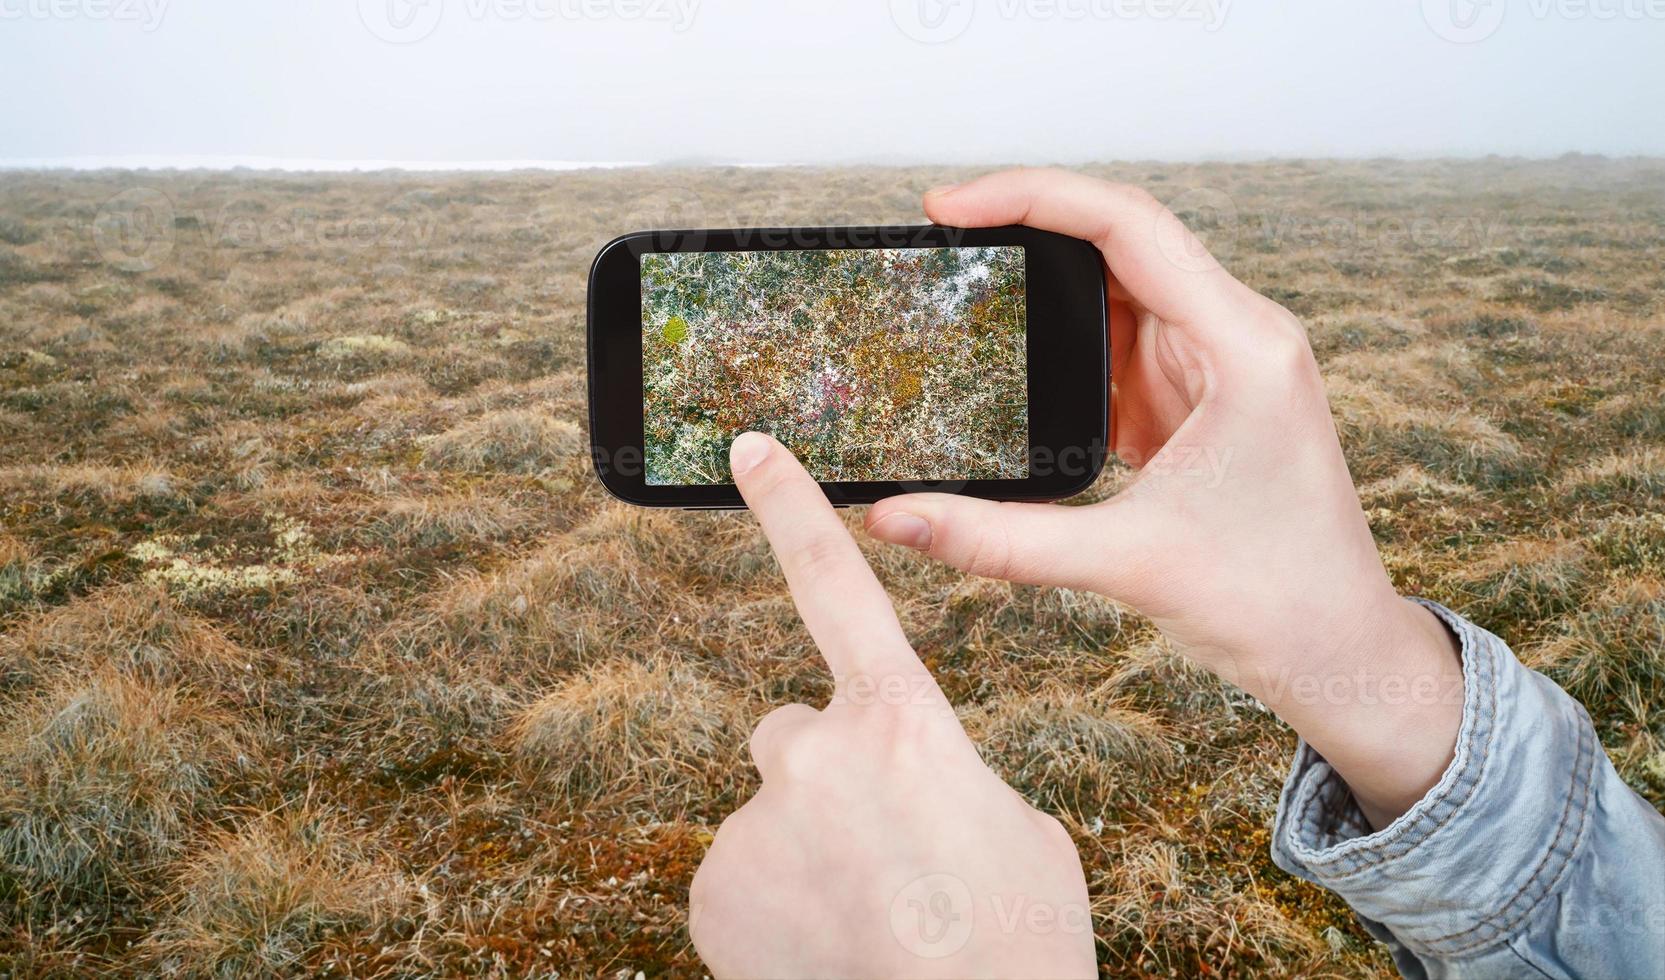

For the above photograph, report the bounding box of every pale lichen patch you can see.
[129,514,349,599]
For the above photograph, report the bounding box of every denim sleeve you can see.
[1271,599,1665,979]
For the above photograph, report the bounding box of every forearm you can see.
[1272,602,1665,977]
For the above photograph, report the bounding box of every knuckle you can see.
[1260,301,1304,335]
[769,729,826,783]
[1020,164,1072,187]
[875,691,938,733]
[752,703,807,739]
[1114,183,1164,212]
[751,703,807,745]
[1254,307,1316,371]
[687,857,714,910]
[875,706,965,769]
[750,704,822,780]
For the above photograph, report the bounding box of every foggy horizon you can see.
[4,149,1665,174]
[4,0,1664,166]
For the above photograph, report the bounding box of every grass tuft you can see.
[421,408,584,473]
[1528,576,1664,731]
[509,659,746,808]
[1089,838,1327,973]
[962,683,1172,813]
[141,807,415,977]
[1559,447,1665,506]
[0,670,247,920]
[1,584,250,700]
[1448,538,1595,636]
[317,334,411,360]
[1327,375,1527,485]
[0,462,179,504]
[1587,513,1665,574]
[369,493,531,550]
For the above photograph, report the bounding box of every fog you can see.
[3,0,1663,167]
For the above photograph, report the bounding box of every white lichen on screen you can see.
[641,246,1028,485]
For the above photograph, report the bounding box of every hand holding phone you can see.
[866,170,1464,829]
[688,171,1467,976]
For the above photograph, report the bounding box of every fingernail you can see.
[924,183,959,197]
[869,513,933,551]
[730,432,772,476]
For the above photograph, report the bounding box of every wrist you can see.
[1249,594,1464,828]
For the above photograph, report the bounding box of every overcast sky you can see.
[3,0,1663,166]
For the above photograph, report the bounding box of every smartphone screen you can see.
[640,246,1028,486]
[588,225,1105,508]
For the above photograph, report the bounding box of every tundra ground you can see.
[1,159,1662,976]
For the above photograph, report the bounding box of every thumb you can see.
[864,493,1152,597]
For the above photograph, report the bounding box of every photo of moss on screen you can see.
[641,246,1028,485]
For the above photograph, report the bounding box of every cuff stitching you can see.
[1417,697,1597,955]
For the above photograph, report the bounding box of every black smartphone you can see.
[586,225,1107,509]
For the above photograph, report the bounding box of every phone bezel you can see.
[587,224,1107,508]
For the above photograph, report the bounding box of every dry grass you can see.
[422,408,584,474]
[509,659,747,807]
[0,669,248,921]
[0,463,179,504]
[962,683,1172,814]
[1559,446,1665,504]
[1448,537,1595,633]
[366,493,532,550]
[1325,374,1526,485]
[406,533,669,671]
[2,159,1662,975]
[1527,576,1665,731]
[1088,838,1330,975]
[140,808,415,977]
[1,584,251,695]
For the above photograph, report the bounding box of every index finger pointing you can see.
[729,432,921,680]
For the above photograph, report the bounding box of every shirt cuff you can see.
[1270,599,1600,961]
